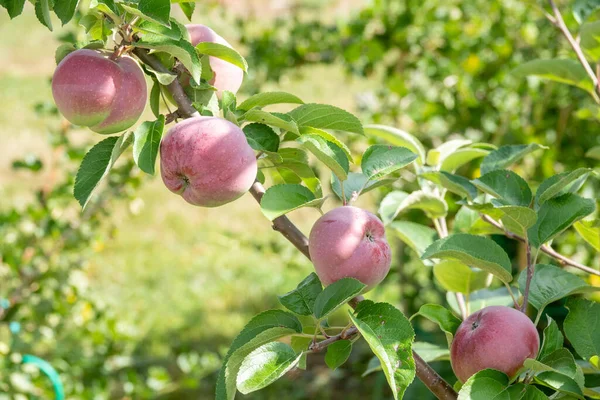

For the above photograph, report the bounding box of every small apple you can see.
[308,206,392,291]
[160,116,257,207]
[52,49,147,134]
[451,305,540,382]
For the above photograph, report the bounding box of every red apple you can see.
[308,206,392,291]
[160,116,257,207]
[451,306,540,382]
[52,49,147,134]
[186,24,244,96]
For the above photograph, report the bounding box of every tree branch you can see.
[547,0,600,101]
[480,214,599,276]
[143,49,458,399]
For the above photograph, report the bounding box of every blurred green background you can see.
[1,0,599,398]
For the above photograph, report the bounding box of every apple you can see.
[308,206,392,291]
[52,49,147,134]
[451,305,540,382]
[160,116,257,207]
[185,24,244,96]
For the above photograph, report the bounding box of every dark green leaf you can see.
[349,302,415,400]
[331,172,396,202]
[361,145,417,180]
[138,0,170,27]
[411,304,461,345]
[297,134,350,181]
[74,133,132,209]
[215,310,302,400]
[422,234,513,283]
[149,79,161,118]
[480,144,546,175]
[472,170,532,207]
[179,1,194,20]
[534,371,584,399]
[260,184,321,220]
[1,0,25,18]
[288,104,364,135]
[539,316,564,360]
[238,92,304,111]
[535,168,592,207]
[313,278,366,319]
[278,273,323,316]
[528,193,596,248]
[55,43,75,65]
[299,126,352,161]
[53,0,78,25]
[35,0,53,31]
[243,123,279,152]
[135,20,182,39]
[133,36,202,84]
[422,171,478,200]
[325,340,352,370]
[564,297,600,361]
[236,342,302,394]
[133,116,164,175]
[388,221,438,258]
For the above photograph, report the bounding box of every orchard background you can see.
[0,0,599,399]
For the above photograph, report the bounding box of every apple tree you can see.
[1,1,599,399]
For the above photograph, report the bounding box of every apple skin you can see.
[51,49,147,134]
[308,206,392,291]
[450,305,540,383]
[185,24,244,96]
[159,116,257,207]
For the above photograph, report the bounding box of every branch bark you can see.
[481,214,599,276]
[136,50,458,400]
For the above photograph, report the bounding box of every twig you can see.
[309,326,359,352]
[148,50,459,400]
[547,0,600,102]
[480,214,599,276]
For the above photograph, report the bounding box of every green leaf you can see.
[149,79,161,118]
[574,220,600,251]
[361,145,417,180]
[388,221,438,258]
[298,126,352,161]
[480,144,546,175]
[522,385,551,400]
[518,264,594,315]
[288,104,364,135]
[364,124,426,165]
[528,193,596,248]
[138,0,171,27]
[325,340,352,370]
[1,0,25,18]
[534,371,584,399]
[133,36,201,84]
[74,133,132,209]
[497,206,538,237]
[53,0,78,25]
[586,146,600,160]
[472,170,532,207]
[427,139,472,167]
[581,21,600,60]
[133,116,164,175]
[260,184,322,221]
[564,298,600,361]
[379,190,448,224]
[278,273,323,316]
[313,278,366,319]
[238,92,304,111]
[236,342,302,394]
[512,59,595,95]
[331,172,396,203]
[542,349,584,388]
[434,260,490,294]
[35,0,53,31]
[453,205,505,236]
[574,0,600,23]
[535,168,593,207]
[539,316,564,360]
[457,369,509,400]
[244,109,299,134]
[179,1,194,20]
[135,20,182,40]
[421,171,478,200]
[411,304,461,345]
[440,148,490,173]
[412,342,450,363]
[196,41,248,72]
[271,149,323,197]
[422,234,513,283]
[55,43,75,65]
[348,302,415,400]
[290,336,311,369]
[215,310,302,400]
[297,134,349,181]
[447,287,517,316]
[243,123,279,152]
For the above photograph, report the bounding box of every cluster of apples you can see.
[51,22,540,385]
